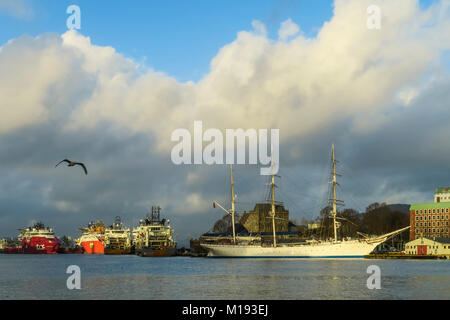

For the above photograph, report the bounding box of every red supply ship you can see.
[77,221,106,254]
[3,222,60,254]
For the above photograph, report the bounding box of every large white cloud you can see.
[52,2,450,153]
[1,0,450,152]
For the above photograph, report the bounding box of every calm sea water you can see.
[0,255,448,300]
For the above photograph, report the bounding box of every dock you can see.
[365,253,449,260]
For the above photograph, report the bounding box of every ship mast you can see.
[230,165,236,244]
[270,154,277,248]
[331,144,338,243]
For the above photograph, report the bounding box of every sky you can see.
[0,0,338,82]
[0,0,450,246]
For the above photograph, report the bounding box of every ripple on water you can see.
[0,255,448,300]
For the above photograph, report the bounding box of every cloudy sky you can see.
[1,0,450,246]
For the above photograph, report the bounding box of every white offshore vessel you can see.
[132,206,176,257]
[201,146,410,258]
[104,216,132,255]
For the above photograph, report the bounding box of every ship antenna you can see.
[230,164,236,244]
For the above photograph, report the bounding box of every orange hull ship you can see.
[80,237,104,254]
[77,221,106,254]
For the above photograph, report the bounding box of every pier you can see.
[365,253,449,260]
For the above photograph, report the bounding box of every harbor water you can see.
[0,255,448,300]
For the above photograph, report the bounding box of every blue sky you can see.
[0,0,442,82]
[0,0,333,82]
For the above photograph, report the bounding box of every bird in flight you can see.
[55,159,88,175]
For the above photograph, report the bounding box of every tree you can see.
[365,202,387,213]
[320,206,332,218]
[338,208,362,238]
[212,214,232,233]
[360,206,409,235]
[60,235,74,248]
[300,217,310,226]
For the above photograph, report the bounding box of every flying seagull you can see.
[55,159,88,175]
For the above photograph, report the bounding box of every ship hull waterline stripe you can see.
[205,255,366,259]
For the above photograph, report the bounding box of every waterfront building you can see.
[404,237,450,256]
[409,188,450,241]
[434,187,450,203]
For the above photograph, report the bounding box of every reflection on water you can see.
[0,255,448,300]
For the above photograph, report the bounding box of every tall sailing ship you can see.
[133,206,176,257]
[201,146,410,258]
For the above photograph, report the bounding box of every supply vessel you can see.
[104,216,131,255]
[3,222,60,254]
[133,206,176,257]
[77,221,106,254]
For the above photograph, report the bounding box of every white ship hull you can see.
[201,227,410,258]
[203,240,378,258]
